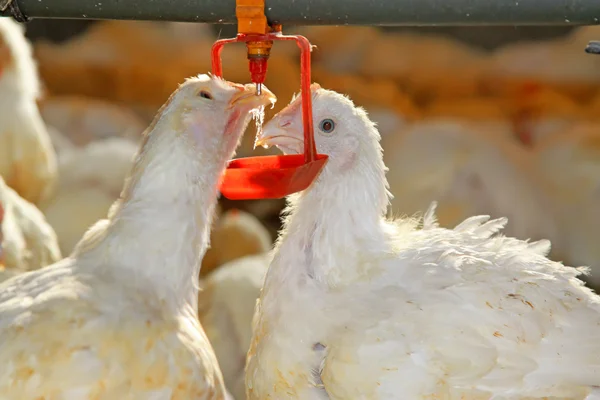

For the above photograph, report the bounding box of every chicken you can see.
[0,18,57,205]
[39,95,147,147]
[533,123,600,289]
[381,119,558,248]
[41,137,139,255]
[0,174,61,278]
[198,253,270,400]
[201,209,272,278]
[0,200,20,283]
[43,187,117,257]
[248,84,600,400]
[0,74,276,397]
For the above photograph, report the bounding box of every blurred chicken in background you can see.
[201,209,272,278]
[383,120,559,248]
[296,26,381,75]
[34,21,216,110]
[358,31,489,103]
[0,175,61,281]
[41,137,138,255]
[511,84,590,147]
[39,95,146,147]
[533,123,600,289]
[422,97,517,143]
[485,26,600,102]
[199,253,270,400]
[0,18,57,206]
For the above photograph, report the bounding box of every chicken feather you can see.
[0,18,57,205]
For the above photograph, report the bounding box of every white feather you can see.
[247,86,600,400]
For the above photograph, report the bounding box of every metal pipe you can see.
[1,0,600,26]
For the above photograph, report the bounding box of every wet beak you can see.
[228,84,277,110]
[254,118,304,153]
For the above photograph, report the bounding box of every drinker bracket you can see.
[214,0,328,200]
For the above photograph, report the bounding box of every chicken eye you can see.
[199,90,213,100]
[319,119,335,135]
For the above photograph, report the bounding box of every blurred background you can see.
[1,19,600,398]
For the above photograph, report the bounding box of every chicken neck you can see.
[74,115,226,311]
[271,150,391,287]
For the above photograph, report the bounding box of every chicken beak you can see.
[254,119,304,153]
[228,84,277,110]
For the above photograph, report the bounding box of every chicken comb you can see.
[212,0,328,200]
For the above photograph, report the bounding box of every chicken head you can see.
[149,74,276,163]
[257,84,385,181]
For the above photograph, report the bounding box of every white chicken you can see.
[247,85,600,400]
[0,174,61,279]
[0,18,57,205]
[199,253,271,400]
[0,74,276,398]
